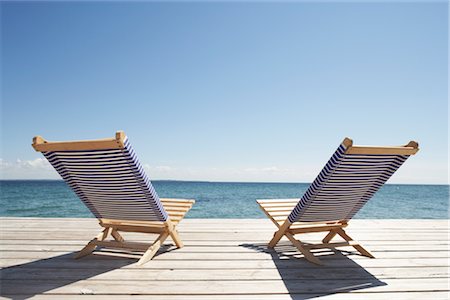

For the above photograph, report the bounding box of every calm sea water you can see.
[0,180,448,219]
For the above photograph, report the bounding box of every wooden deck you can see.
[0,218,449,299]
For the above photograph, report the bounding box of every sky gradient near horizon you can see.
[1,1,448,184]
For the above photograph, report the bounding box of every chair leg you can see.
[170,228,183,248]
[322,230,338,243]
[111,229,124,242]
[75,227,111,259]
[335,228,375,258]
[268,221,291,248]
[285,232,323,265]
[136,231,170,266]
[268,231,283,248]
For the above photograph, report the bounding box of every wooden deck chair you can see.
[32,131,195,265]
[257,137,419,265]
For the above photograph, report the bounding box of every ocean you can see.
[0,180,448,219]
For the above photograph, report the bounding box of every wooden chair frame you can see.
[75,198,194,265]
[32,131,195,265]
[257,199,373,265]
[257,139,419,265]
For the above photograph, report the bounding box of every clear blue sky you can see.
[1,1,448,184]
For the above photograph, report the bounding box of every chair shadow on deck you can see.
[0,244,176,300]
[240,241,387,300]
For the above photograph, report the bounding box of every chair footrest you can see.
[289,223,346,234]
[94,240,152,251]
[303,241,359,250]
[161,198,195,224]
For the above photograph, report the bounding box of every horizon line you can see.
[0,179,448,186]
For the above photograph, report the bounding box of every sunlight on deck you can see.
[0,218,449,299]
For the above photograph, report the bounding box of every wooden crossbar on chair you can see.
[257,137,418,265]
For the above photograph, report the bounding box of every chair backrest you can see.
[32,131,168,222]
[288,138,419,223]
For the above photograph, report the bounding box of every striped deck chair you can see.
[32,131,195,265]
[257,137,419,265]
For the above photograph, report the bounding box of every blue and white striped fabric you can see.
[288,143,410,223]
[42,137,168,222]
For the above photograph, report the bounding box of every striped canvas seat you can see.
[33,131,195,265]
[257,137,418,265]
[42,137,167,222]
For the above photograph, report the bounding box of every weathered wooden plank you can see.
[1,250,449,260]
[1,240,449,247]
[1,266,448,281]
[0,278,448,295]
[1,218,448,228]
[1,244,448,252]
[0,231,447,241]
[0,293,448,300]
[0,218,446,227]
[1,257,448,269]
[1,228,447,236]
